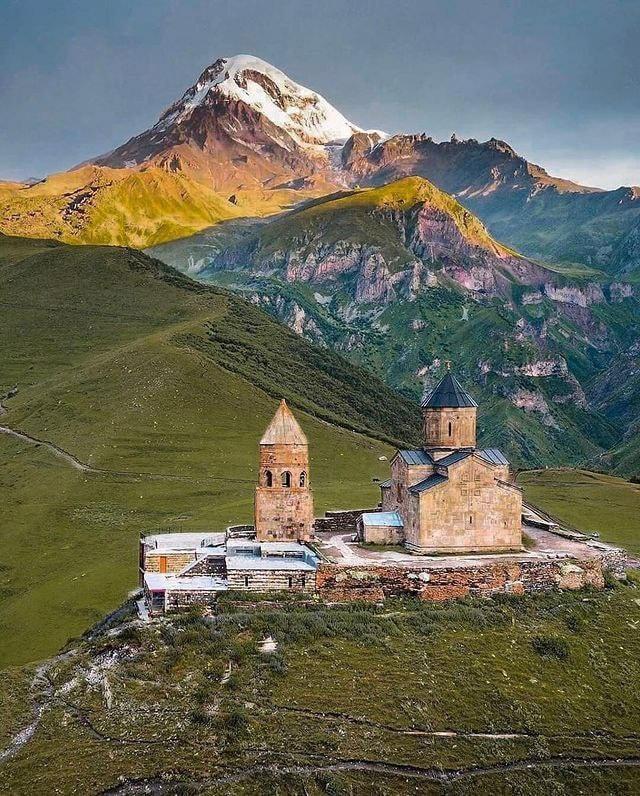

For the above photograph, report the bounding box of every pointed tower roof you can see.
[421,373,478,409]
[260,399,308,445]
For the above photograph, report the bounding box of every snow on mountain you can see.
[156,54,362,147]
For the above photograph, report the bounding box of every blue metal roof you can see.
[361,512,404,527]
[436,449,473,467]
[408,473,449,494]
[398,449,432,466]
[421,373,478,409]
[477,448,509,466]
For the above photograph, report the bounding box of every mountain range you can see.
[2,54,640,472]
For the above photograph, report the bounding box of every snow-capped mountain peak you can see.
[157,54,361,146]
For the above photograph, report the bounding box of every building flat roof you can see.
[226,556,317,572]
[361,512,404,527]
[144,573,227,592]
[143,532,226,551]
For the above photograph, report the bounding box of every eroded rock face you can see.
[510,389,560,428]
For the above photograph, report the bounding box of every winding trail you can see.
[0,424,254,484]
[98,755,640,793]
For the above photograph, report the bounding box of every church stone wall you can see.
[316,555,613,603]
[406,458,522,553]
[423,407,476,450]
[255,488,314,541]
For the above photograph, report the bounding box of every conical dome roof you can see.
[421,373,478,408]
[260,399,308,445]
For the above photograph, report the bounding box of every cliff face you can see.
[341,134,640,275]
[150,176,639,469]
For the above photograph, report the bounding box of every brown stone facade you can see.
[316,557,610,603]
[255,441,314,541]
[382,453,522,554]
[144,551,194,574]
[423,406,476,450]
[314,508,379,535]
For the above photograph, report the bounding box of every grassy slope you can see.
[518,470,640,555]
[252,176,508,269]
[2,579,639,794]
[0,234,421,666]
[0,166,244,248]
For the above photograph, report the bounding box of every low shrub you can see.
[531,634,570,661]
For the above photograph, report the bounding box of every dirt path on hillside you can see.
[0,424,254,484]
[97,754,640,793]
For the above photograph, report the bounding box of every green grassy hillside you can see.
[519,470,640,555]
[152,177,636,470]
[0,234,420,666]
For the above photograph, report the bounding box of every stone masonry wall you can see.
[165,589,222,611]
[227,569,316,593]
[423,406,476,449]
[316,555,618,603]
[313,508,379,535]
[144,551,194,574]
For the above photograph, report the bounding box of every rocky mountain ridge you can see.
[150,176,639,470]
[2,53,640,269]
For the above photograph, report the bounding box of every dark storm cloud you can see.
[1,0,638,187]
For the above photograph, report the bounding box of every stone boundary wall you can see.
[316,554,623,603]
[165,589,223,611]
[313,508,379,535]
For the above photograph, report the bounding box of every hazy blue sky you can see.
[1,0,638,188]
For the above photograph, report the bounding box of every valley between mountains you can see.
[2,54,637,473]
[151,176,640,473]
[2,48,640,795]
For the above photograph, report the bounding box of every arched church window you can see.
[448,421,452,437]
[282,471,292,487]
[397,483,403,502]
[299,471,307,487]
[265,470,273,487]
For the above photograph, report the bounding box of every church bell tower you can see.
[254,399,314,541]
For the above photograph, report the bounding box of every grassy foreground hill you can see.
[0,233,421,666]
[1,575,639,793]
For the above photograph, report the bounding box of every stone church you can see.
[366,371,523,553]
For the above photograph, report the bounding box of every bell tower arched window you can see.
[448,421,452,437]
[264,470,273,487]
[281,471,291,488]
[299,471,307,487]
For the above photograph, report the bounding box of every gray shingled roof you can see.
[436,449,473,467]
[421,373,478,409]
[379,478,392,489]
[408,473,448,494]
[477,448,510,466]
[398,449,433,466]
